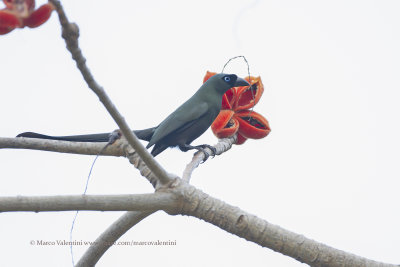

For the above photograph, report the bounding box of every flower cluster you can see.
[0,0,54,35]
[204,71,271,145]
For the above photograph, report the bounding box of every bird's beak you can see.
[234,77,250,87]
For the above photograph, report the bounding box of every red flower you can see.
[204,71,271,145]
[0,0,54,35]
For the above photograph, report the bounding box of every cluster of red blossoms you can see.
[204,71,271,145]
[0,0,54,35]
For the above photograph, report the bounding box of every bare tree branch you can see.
[0,137,124,156]
[0,137,168,188]
[48,0,171,187]
[0,161,395,267]
[0,193,177,212]
[76,211,153,267]
[175,181,396,267]
[182,135,236,182]
[119,138,180,188]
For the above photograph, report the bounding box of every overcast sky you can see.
[1,0,400,266]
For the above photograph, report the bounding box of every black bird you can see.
[17,73,249,158]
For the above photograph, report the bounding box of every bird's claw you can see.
[198,148,210,163]
[201,144,217,158]
[196,144,216,163]
[181,144,216,163]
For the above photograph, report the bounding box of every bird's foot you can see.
[196,144,217,158]
[179,144,216,163]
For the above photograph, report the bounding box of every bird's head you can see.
[205,73,250,95]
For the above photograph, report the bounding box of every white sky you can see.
[1,0,400,266]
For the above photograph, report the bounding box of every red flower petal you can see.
[22,3,54,28]
[0,10,21,33]
[235,110,271,139]
[3,0,14,9]
[221,87,236,109]
[3,0,35,10]
[26,0,35,11]
[236,133,247,145]
[0,26,14,34]
[234,76,264,111]
[211,109,239,138]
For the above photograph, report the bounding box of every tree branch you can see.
[174,181,397,267]
[0,137,124,156]
[182,135,236,182]
[0,193,177,212]
[76,211,153,267]
[48,0,171,187]
[0,136,175,188]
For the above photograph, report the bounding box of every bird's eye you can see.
[224,76,231,82]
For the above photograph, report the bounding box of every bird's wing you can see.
[147,101,209,148]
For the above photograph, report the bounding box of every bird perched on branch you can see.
[17,73,249,159]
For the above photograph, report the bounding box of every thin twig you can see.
[76,211,153,267]
[0,193,176,212]
[182,135,237,182]
[48,0,171,187]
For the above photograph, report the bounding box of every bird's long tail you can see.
[16,128,156,143]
